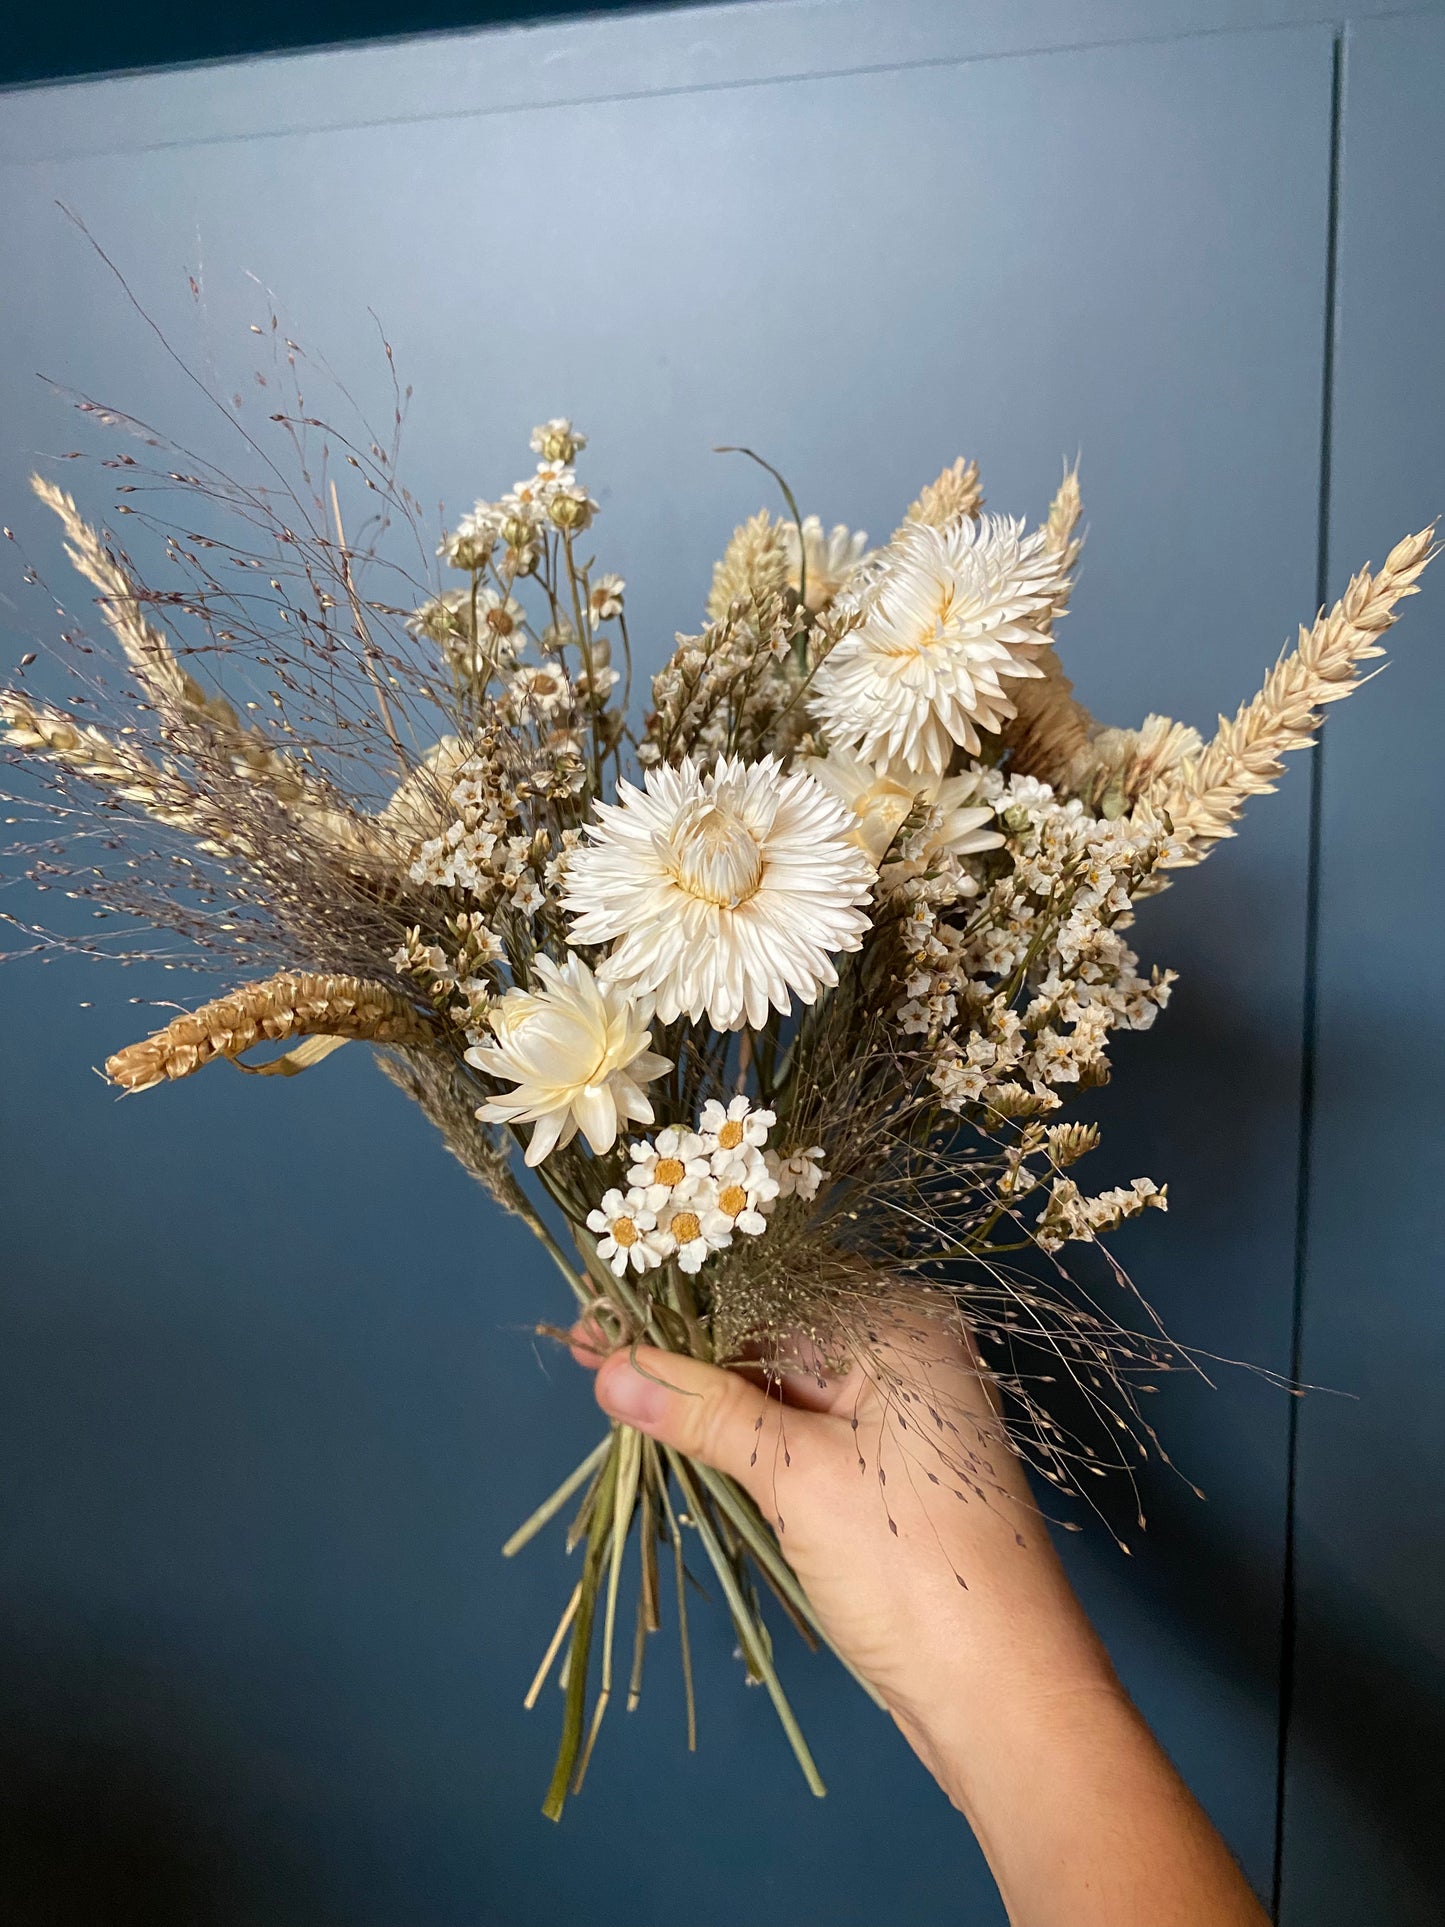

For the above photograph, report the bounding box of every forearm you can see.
[903,1662,1269,1927]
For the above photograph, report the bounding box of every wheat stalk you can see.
[33,474,309,802]
[895,456,983,537]
[1150,526,1438,867]
[705,510,789,622]
[105,971,434,1091]
[1,688,203,827]
[1001,461,1094,783]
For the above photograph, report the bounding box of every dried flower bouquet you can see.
[2,343,1434,1815]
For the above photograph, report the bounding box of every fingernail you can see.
[597,1356,669,1431]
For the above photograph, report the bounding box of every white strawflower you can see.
[627,1126,712,1212]
[586,1187,672,1276]
[807,744,1003,870]
[810,515,1068,777]
[781,516,870,613]
[563,755,875,1032]
[467,953,671,1166]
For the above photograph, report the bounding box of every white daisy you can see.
[809,515,1069,777]
[467,953,671,1166]
[657,1187,732,1274]
[698,1095,775,1165]
[586,1187,672,1276]
[563,755,876,1031]
[627,1126,712,1212]
[588,573,625,624]
[704,1153,779,1238]
[506,663,572,717]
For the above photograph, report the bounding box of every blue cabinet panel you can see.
[0,8,1337,1920]
[1282,15,1445,1925]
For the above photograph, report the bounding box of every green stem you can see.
[503,1437,610,1559]
[542,1438,618,1822]
[667,1449,826,1797]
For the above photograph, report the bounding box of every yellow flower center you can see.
[667,800,765,908]
[654,1156,686,1187]
[611,1216,639,1247]
[670,1211,701,1244]
[715,1119,745,1150]
[717,1183,748,1218]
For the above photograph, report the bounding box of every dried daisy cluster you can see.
[2,335,1434,1813]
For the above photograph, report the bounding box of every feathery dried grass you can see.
[1151,526,1437,866]
[378,1046,529,1217]
[106,970,434,1091]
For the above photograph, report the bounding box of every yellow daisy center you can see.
[717,1183,748,1218]
[668,800,765,908]
[715,1119,745,1150]
[611,1216,639,1247]
[654,1156,686,1187]
[670,1210,701,1244]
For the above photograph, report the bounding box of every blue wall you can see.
[0,5,1440,1921]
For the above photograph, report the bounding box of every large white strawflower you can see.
[563,755,875,1031]
[468,952,671,1166]
[806,744,1004,868]
[810,514,1068,777]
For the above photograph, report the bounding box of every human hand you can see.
[571,1317,1268,1927]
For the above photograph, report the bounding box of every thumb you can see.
[594,1345,779,1499]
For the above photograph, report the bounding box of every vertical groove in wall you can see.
[1271,27,1344,1922]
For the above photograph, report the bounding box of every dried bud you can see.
[531,418,586,464]
[1001,803,1034,835]
[547,489,596,534]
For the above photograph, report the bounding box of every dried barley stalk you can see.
[106,971,434,1092]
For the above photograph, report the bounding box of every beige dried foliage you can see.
[895,456,983,536]
[106,971,433,1092]
[705,510,789,622]
[1151,526,1438,867]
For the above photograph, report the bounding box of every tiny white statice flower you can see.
[698,1095,775,1164]
[705,1154,779,1238]
[588,573,625,624]
[564,754,875,1031]
[657,1187,732,1274]
[768,1145,829,1202]
[627,1127,712,1212]
[468,953,671,1166]
[586,1187,672,1276]
[810,515,1068,777]
[511,876,545,916]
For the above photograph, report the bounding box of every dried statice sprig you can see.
[4,287,1432,1818]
